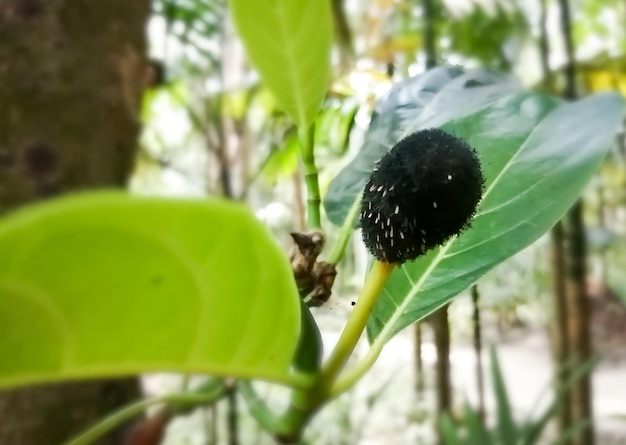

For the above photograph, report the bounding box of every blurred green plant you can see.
[441,1,529,70]
[440,348,594,445]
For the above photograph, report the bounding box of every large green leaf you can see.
[0,192,302,389]
[365,86,623,343]
[368,92,624,341]
[230,0,332,129]
[323,67,624,346]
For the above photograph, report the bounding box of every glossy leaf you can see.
[0,192,302,389]
[230,0,332,129]
[324,66,521,226]
[366,89,623,343]
[323,68,624,344]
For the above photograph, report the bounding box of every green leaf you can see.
[521,357,598,445]
[0,192,303,389]
[324,66,521,226]
[439,413,463,445]
[293,300,323,373]
[490,348,517,442]
[463,403,491,445]
[230,0,333,129]
[357,71,623,343]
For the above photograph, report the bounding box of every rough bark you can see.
[0,0,151,444]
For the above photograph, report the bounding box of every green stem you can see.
[320,261,395,386]
[299,124,322,229]
[328,195,361,265]
[276,261,396,442]
[65,383,225,445]
[330,344,384,397]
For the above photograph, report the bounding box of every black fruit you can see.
[359,128,484,264]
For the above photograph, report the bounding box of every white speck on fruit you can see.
[394,205,399,214]
[433,201,438,209]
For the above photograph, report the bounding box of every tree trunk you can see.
[414,322,425,395]
[538,0,553,92]
[471,285,485,422]
[551,221,572,437]
[0,1,151,444]
[422,0,437,69]
[564,202,594,445]
[558,0,595,443]
[433,305,452,417]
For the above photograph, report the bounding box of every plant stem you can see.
[277,261,396,441]
[330,342,385,397]
[299,124,322,229]
[320,261,395,387]
[328,195,361,265]
[65,385,225,445]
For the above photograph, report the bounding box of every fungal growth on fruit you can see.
[359,128,484,264]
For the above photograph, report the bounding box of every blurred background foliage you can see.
[132,0,626,444]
